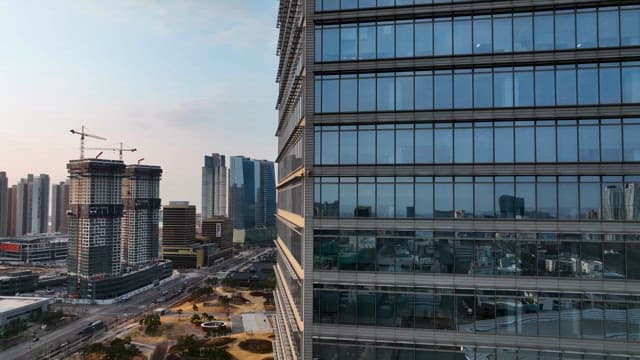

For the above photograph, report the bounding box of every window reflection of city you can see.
[314,231,639,280]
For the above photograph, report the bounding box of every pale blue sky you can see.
[0,0,279,209]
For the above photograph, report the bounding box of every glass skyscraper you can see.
[275,1,640,359]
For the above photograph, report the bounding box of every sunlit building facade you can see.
[276,0,640,359]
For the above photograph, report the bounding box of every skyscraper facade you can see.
[202,153,228,220]
[275,1,640,359]
[6,185,17,237]
[67,159,125,293]
[229,156,276,243]
[0,172,7,237]
[121,165,162,269]
[14,174,49,236]
[51,180,70,234]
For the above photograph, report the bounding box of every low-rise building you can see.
[0,296,50,329]
[0,271,38,296]
[0,233,68,263]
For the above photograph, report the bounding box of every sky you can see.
[0,0,279,210]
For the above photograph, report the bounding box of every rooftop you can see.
[0,296,49,313]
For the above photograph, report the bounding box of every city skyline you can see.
[0,1,279,209]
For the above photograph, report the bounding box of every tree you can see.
[218,296,230,308]
[175,334,200,357]
[201,312,214,322]
[82,337,141,360]
[177,309,184,320]
[190,313,202,326]
[192,303,199,312]
[140,313,162,335]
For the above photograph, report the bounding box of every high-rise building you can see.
[0,172,7,237]
[202,153,228,220]
[6,185,17,237]
[67,159,125,296]
[121,165,162,269]
[275,1,640,359]
[201,216,233,260]
[51,180,70,234]
[161,201,198,268]
[14,174,49,236]
[228,156,276,243]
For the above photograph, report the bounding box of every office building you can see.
[14,174,49,236]
[121,165,162,268]
[6,186,16,237]
[229,156,276,243]
[0,233,68,263]
[161,201,200,268]
[50,180,70,234]
[275,1,640,359]
[0,172,7,237]
[201,216,234,261]
[202,153,228,220]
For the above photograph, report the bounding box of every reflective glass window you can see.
[435,182,453,218]
[495,180,515,218]
[474,70,493,108]
[493,15,512,53]
[415,127,433,163]
[475,182,494,218]
[396,21,414,58]
[358,182,375,217]
[434,19,452,55]
[377,182,395,218]
[377,127,395,164]
[534,12,554,50]
[358,75,376,111]
[396,183,414,218]
[537,181,557,219]
[555,10,575,49]
[322,130,339,165]
[341,26,358,61]
[514,13,533,51]
[515,126,534,162]
[473,16,492,54]
[322,26,339,61]
[415,73,433,110]
[535,67,555,106]
[455,127,473,163]
[580,178,601,219]
[434,71,453,109]
[624,121,640,161]
[536,125,556,162]
[494,125,514,163]
[622,64,640,103]
[415,20,433,56]
[321,183,339,217]
[396,127,414,164]
[577,10,597,49]
[340,128,357,164]
[494,71,514,107]
[557,124,578,162]
[514,69,534,107]
[315,28,322,62]
[558,180,579,219]
[415,181,433,218]
[598,8,620,47]
[516,181,535,219]
[601,124,622,161]
[359,24,376,60]
[377,74,395,111]
[453,17,472,55]
[396,75,414,111]
[579,123,600,162]
[358,128,376,164]
[340,183,357,217]
[340,76,357,112]
[454,70,472,108]
[322,77,339,112]
[474,126,493,163]
[556,67,577,105]
[599,65,621,104]
[578,65,599,104]
[434,127,453,163]
[621,7,640,46]
[377,22,395,58]
[454,182,473,218]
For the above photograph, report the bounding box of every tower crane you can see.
[69,125,107,159]
[85,142,137,161]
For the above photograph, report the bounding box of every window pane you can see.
[415,74,433,110]
[537,182,557,219]
[621,8,640,46]
[315,28,322,62]
[396,129,414,164]
[322,27,339,61]
[622,65,640,103]
[474,127,494,163]
[536,126,556,162]
[340,129,357,164]
[515,126,535,162]
[516,182,535,219]
[514,14,533,51]
[473,16,492,54]
[434,19,452,55]
[624,123,640,161]
[377,75,395,111]
[322,131,339,164]
[493,16,512,53]
[415,183,433,218]
[474,72,493,108]
[340,184,356,217]
[577,11,597,49]
[396,76,414,111]
[599,66,621,104]
[580,181,601,219]
[578,67,599,104]
[601,125,622,161]
[377,183,395,218]
[579,124,600,161]
[396,22,414,58]
[494,71,513,107]
[435,128,453,163]
[415,128,433,163]
[340,77,357,112]
[598,9,620,47]
[359,25,376,60]
[494,126,514,163]
[415,20,433,56]
[396,183,414,218]
[358,130,375,164]
[359,76,376,111]
[377,129,394,164]
[357,183,375,217]
[557,125,578,162]
[453,17,472,55]
[558,182,579,219]
[377,23,395,58]
[340,26,357,61]
[535,68,555,106]
[322,78,339,112]
[435,72,453,109]
[454,72,472,108]
[322,183,339,217]
[555,11,575,49]
[454,183,473,218]
[556,68,577,105]
[495,182,515,218]
[435,183,453,218]
[475,183,494,218]
[534,12,554,51]
[315,79,322,113]
[455,127,473,163]
[514,70,534,107]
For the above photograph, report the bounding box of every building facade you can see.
[13,174,49,236]
[0,233,68,263]
[6,185,16,237]
[0,172,7,237]
[229,156,276,243]
[121,165,162,269]
[67,159,125,298]
[51,180,70,234]
[275,1,640,359]
[202,216,234,260]
[202,153,228,220]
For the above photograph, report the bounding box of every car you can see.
[32,337,40,342]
